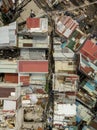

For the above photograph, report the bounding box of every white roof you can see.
[3,100,16,111]
[0,26,9,45]
[54,104,76,117]
[53,115,65,126]
[0,22,17,46]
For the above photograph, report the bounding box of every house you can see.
[0,96,22,130]
[53,16,79,128]
[55,60,77,73]
[76,101,93,124]
[89,118,97,130]
[0,59,18,87]
[0,87,15,98]
[3,97,21,111]
[53,103,76,128]
[52,73,78,128]
[19,73,47,88]
[0,60,18,73]
[53,46,75,60]
[79,39,97,80]
[26,17,48,35]
[0,13,49,130]
[80,40,97,61]
[77,79,97,109]
[21,93,48,130]
[0,110,16,129]
[17,17,49,94]
[53,33,75,60]
[55,15,78,38]
[55,15,87,52]
[81,118,97,130]
[77,89,96,109]
[18,35,49,48]
[67,29,86,52]
[53,36,61,45]
[18,60,48,96]
[20,48,47,60]
[18,60,48,73]
[53,73,78,128]
[53,73,78,92]
[4,73,18,83]
[18,18,49,48]
[53,35,77,73]
[0,22,17,47]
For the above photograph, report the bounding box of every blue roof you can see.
[61,42,67,49]
[85,82,95,91]
[76,116,81,123]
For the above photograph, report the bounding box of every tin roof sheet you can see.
[80,40,97,61]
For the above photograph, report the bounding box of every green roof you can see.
[67,30,79,51]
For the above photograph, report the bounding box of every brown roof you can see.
[90,120,97,129]
[0,87,15,98]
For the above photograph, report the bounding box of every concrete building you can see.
[77,79,97,109]
[26,17,48,34]
[76,101,93,125]
[0,14,49,130]
[55,15,78,38]
[0,22,17,47]
[67,29,87,52]
[18,17,49,48]
[53,73,78,92]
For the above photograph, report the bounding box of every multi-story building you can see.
[52,25,79,129]
[77,79,97,109]
[0,16,49,130]
[55,15,78,39]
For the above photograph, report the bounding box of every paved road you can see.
[49,0,97,12]
[67,0,97,11]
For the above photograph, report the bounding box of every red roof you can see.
[80,65,94,75]
[20,76,30,86]
[26,18,40,29]
[57,16,78,38]
[19,61,48,73]
[4,73,18,83]
[80,40,97,61]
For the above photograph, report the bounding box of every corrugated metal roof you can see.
[56,16,78,38]
[20,76,30,86]
[19,61,48,73]
[80,40,97,61]
[4,73,18,83]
